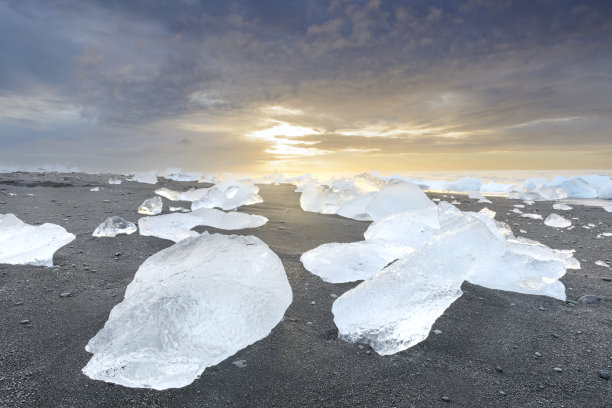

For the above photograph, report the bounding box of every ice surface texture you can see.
[301,240,413,283]
[0,213,75,267]
[82,233,292,390]
[93,216,137,237]
[139,208,268,242]
[331,203,575,355]
[138,197,163,215]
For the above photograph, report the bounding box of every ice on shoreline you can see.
[155,175,263,211]
[93,217,137,237]
[300,175,436,221]
[139,208,267,242]
[128,171,158,184]
[138,197,163,215]
[82,233,292,390]
[331,202,577,355]
[0,213,75,267]
[544,213,572,228]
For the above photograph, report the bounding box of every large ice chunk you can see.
[301,178,436,221]
[93,217,137,237]
[128,171,158,185]
[108,176,121,185]
[543,213,571,228]
[557,178,597,199]
[332,202,573,355]
[138,197,163,215]
[0,213,75,267]
[82,233,292,389]
[139,208,267,242]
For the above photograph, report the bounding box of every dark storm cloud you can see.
[1,0,612,171]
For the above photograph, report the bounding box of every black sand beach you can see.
[0,172,610,407]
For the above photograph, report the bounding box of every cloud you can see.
[1,0,612,173]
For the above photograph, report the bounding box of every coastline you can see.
[0,172,610,407]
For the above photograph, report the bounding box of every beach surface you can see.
[0,172,610,407]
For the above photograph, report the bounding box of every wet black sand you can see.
[0,172,610,407]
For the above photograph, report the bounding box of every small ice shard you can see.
[544,214,571,229]
[169,206,190,213]
[478,207,496,218]
[512,208,523,214]
[164,168,202,182]
[0,213,75,267]
[523,200,535,205]
[108,176,121,185]
[468,192,492,203]
[93,217,137,238]
[332,202,572,355]
[82,233,292,390]
[513,204,525,208]
[553,203,572,211]
[128,171,158,184]
[90,187,100,192]
[521,213,543,220]
[595,260,610,268]
[139,208,268,242]
[138,197,163,215]
[451,200,461,205]
[300,239,413,283]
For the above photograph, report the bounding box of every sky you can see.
[1,0,611,177]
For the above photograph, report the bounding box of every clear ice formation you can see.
[82,233,292,390]
[543,213,571,228]
[0,213,75,267]
[138,197,163,215]
[331,202,577,355]
[138,208,268,242]
[300,176,436,221]
[155,175,263,211]
[108,176,121,185]
[128,171,158,184]
[93,217,138,237]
